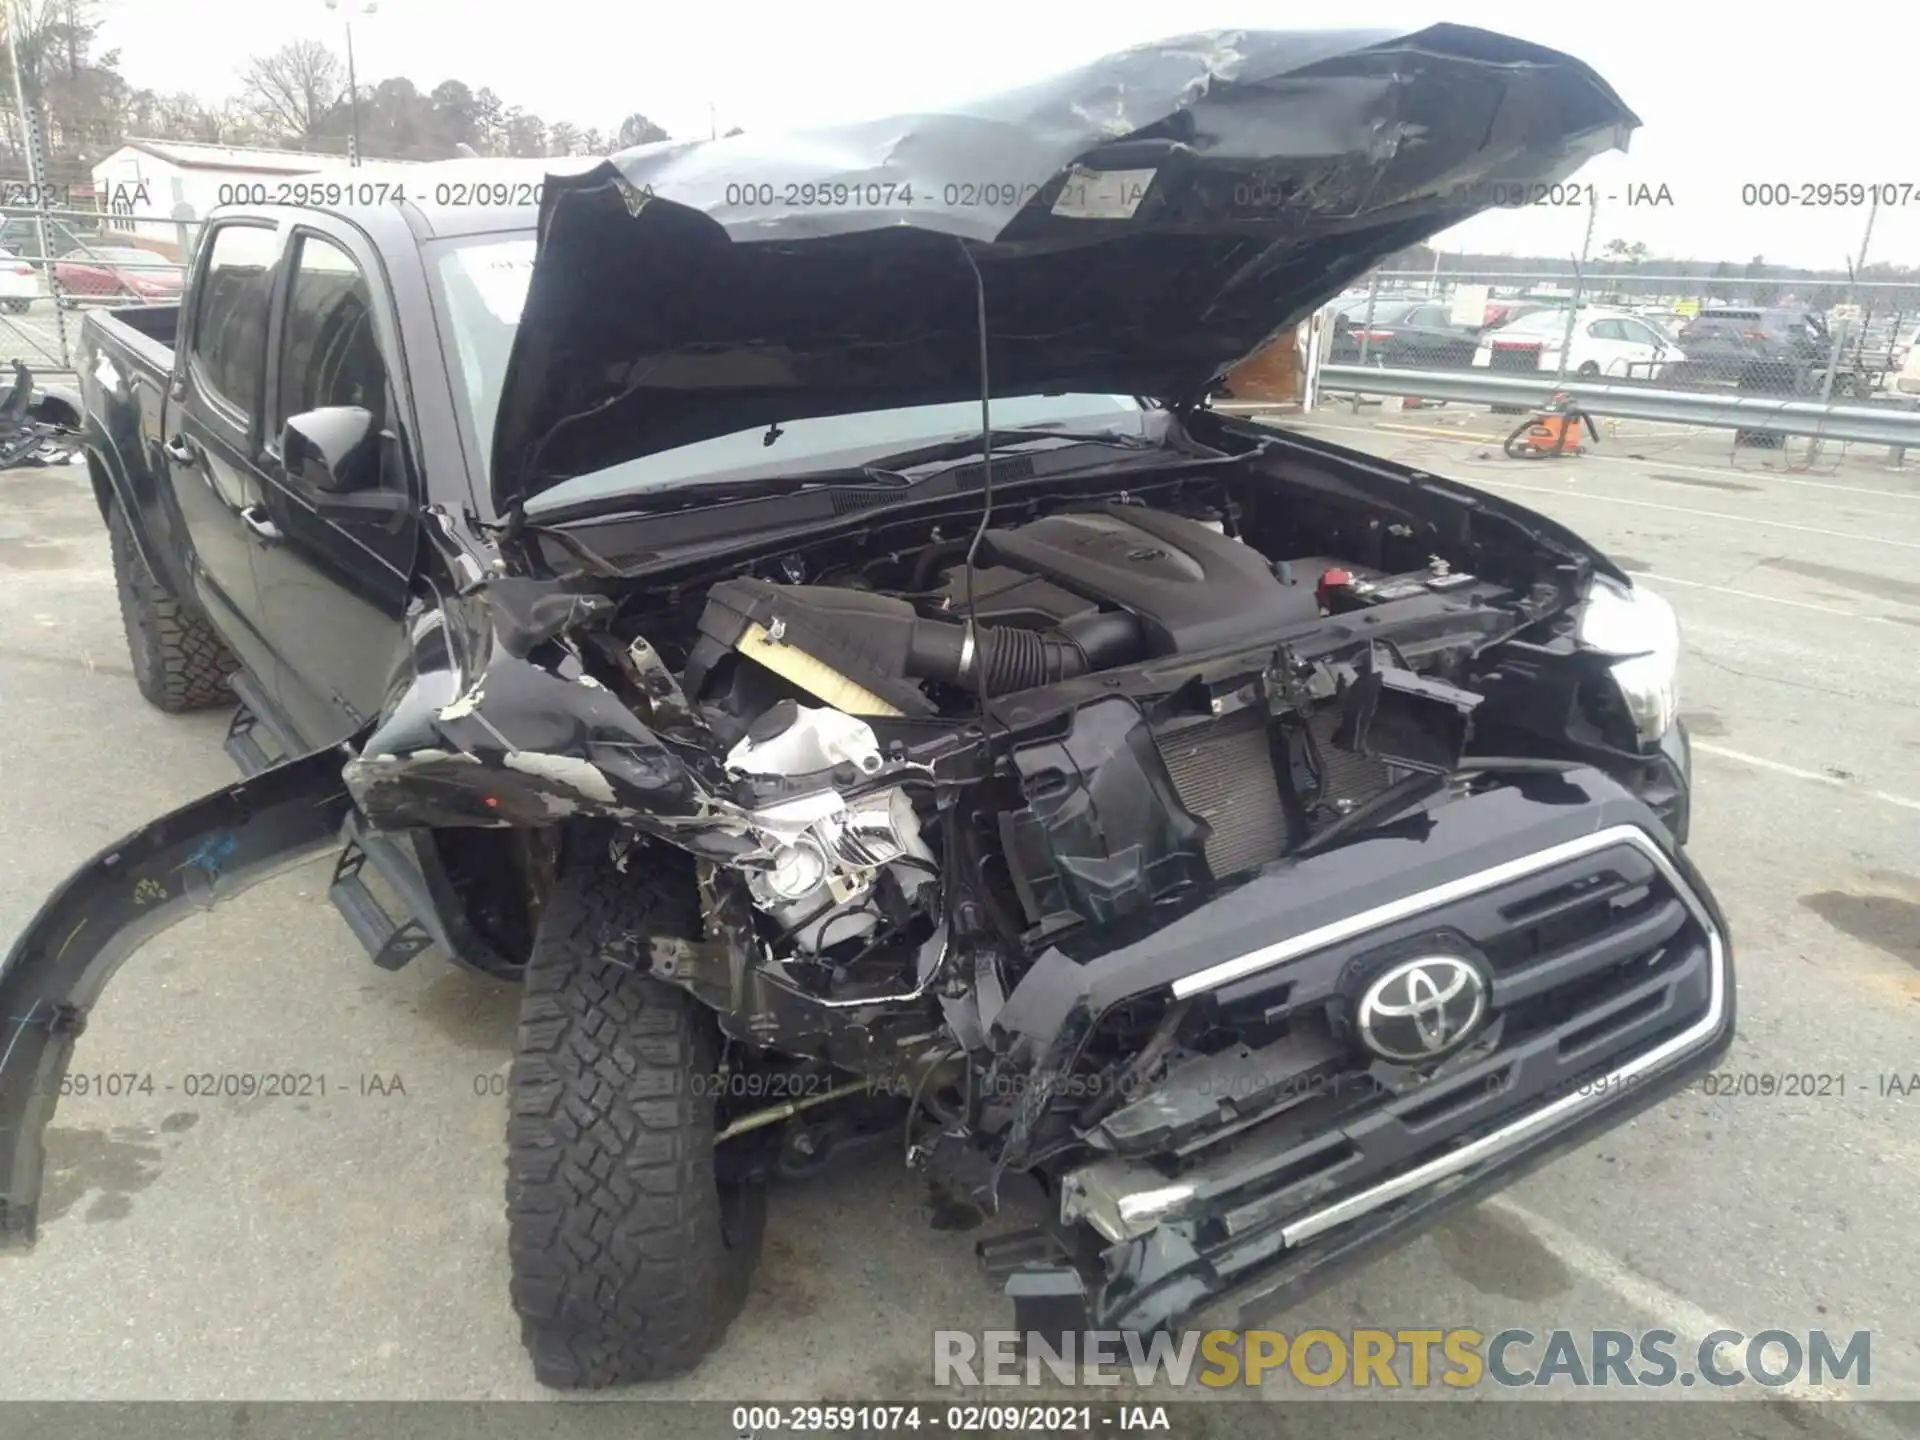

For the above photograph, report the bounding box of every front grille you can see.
[1081,832,1719,1228]
[1157,711,1289,877]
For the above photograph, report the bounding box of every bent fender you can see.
[0,743,357,1247]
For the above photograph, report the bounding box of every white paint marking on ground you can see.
[1692,740,1920,814]
[1624,571,1912,627]
[1461,477,1920,551]
[1484,1198,1902,1421]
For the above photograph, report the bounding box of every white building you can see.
[88,139,404,256]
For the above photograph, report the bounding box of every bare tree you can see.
[239,40,344,144]
[471,87,506,154]
[615,111,668,148]
[546,120,580,156]
[504,107,545,158]
[0,0,111,158]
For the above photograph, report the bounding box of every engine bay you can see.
[645,498,1513,974]
[336,437,1658,1211]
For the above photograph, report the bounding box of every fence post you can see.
[3,0,71,370]
[1350,270,1381,414]
[1551,198,1600,388]
[25,112,68,369]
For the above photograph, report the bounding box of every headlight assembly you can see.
[1576,574,1680,746]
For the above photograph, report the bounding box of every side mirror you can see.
[283,406,379,495]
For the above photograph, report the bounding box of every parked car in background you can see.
[52,246,184,307]
[0,247,38,312]
[1328,297,1482,368]
[1891,328,1920,399]
[1887,321,1920,374]
[1632,310,1690,342]
[1482,298,1563,329]
[1472,305,1684,379]
[1664,307,1828,391]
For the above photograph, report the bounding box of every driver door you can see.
[247,224,418,744]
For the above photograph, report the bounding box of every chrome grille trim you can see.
[1271,826,1724,1245]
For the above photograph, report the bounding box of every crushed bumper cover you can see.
[981,766,1733,1337]
[0,744,357,1246]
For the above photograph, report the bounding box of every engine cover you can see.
[980,505,1320,656]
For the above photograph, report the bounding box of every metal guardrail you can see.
[1315,364,1920,448]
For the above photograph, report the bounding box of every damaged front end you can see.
[335,486,1731,1337]
[3,23,1732,1341]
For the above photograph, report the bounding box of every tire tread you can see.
[505,849,761,1389]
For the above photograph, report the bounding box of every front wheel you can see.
[505,846,765,1389]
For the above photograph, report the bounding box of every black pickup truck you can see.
[3,26,1733,1392]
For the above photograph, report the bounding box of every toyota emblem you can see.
[1354,955,1489,1063]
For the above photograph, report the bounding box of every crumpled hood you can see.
[491,24,1637,512]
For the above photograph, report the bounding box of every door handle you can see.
[240,505,283,544]
[162,435,197,466]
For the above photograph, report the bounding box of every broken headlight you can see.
[1577,574,1680,746]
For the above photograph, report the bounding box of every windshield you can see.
[429,233,1149,514]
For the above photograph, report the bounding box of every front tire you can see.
[106,497,238,711]
[506,846,765,1389]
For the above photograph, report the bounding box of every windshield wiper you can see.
[530,466,921,522]
[856,427,1155,472]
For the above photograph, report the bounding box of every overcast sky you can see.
[95,0,1918,270]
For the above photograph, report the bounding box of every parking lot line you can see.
[1290,415,1920,503]
[1484,1198,1905,1423]
[1692,739,1920,813]
[1464,478,1920,550]
[1623,571,1915,627]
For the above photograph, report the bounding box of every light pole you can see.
[325,0,377,165]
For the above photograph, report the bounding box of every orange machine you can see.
[1503,391,1599,459]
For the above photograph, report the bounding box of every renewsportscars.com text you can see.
[933,1328,1872,1390]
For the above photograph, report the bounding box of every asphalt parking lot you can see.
[0,409,1916,1434]
[0,299,84,376]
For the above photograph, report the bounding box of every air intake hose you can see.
[904,609,1141,693]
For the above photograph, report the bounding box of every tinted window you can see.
[1404,306,1451,327]
[273,233,388,441]
[189,224,277,418]
[1504,311,1570,335]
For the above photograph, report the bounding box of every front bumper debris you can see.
[0,744,357,1246]
[979,770,1733,1338]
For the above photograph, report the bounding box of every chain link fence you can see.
[0,200,196,377]
[1322,187,1920,415]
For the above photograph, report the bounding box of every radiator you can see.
[1157,711,1291,878]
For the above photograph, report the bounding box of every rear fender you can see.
[0,743,357,1248]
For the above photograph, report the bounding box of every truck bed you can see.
[84,303,178,374]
